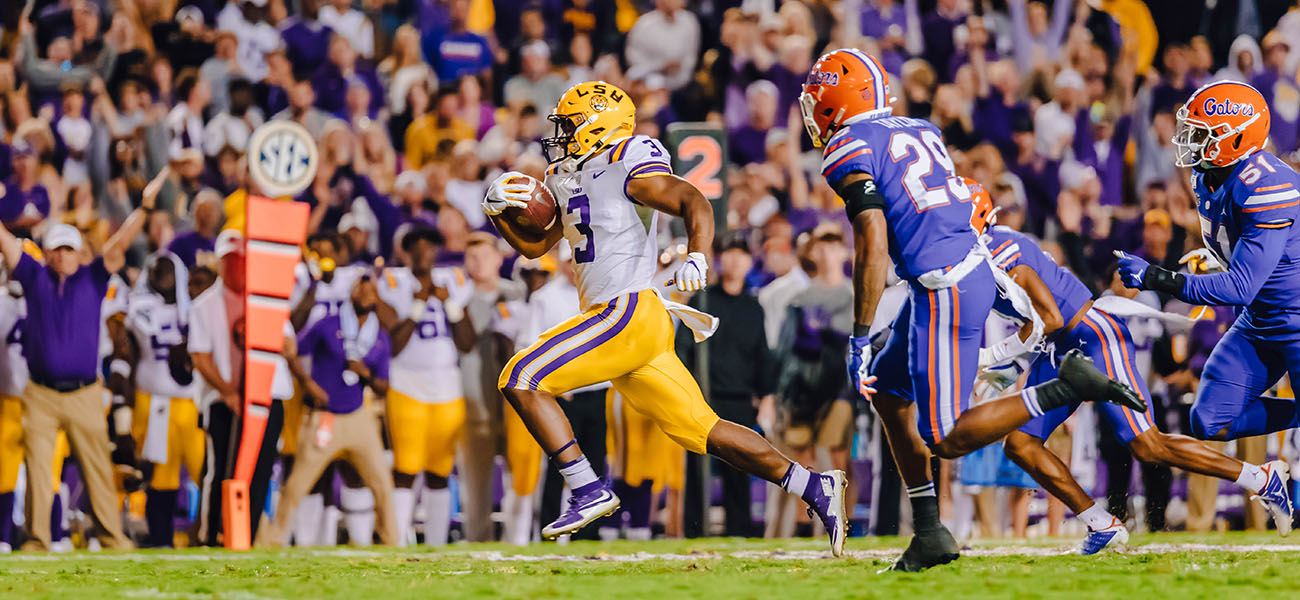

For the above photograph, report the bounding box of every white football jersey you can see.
[544,134,670,310]
[290,263,366,330]
[0,293,27,398]
[377,266,471,403]
[126,291,197,399]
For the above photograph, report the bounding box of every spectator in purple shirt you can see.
[279,0,335,75]
[421,0,493,82]
[313,34,384,118]
[0,197,150,552]
[261,274,399,547]
[920,0,965,83]
[1252,31,1300,156]
[0,141,51,238]
[729,80,778,167]
[860,0,918,76]
[168,191,223,268]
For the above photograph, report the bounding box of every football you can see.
[500,173,558,233]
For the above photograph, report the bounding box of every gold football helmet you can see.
[542,81,636,168]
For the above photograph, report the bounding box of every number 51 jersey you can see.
[544,135,673,311]
[821,116,979,280]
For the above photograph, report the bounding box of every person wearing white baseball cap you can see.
[0,183,152,551]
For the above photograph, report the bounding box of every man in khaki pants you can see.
[0,212,149,551]
[259,275,397,547]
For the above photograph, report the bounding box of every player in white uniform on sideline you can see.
[375,228,476,546]
[481,80,847,552]
[285,232,367,546]
[0,266,27,553]
[123,253,202,547]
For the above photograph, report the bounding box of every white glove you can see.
[976,356,1029,394]
[670,252,709,292]
[482,171,533,216]
[1179,248,1225,274]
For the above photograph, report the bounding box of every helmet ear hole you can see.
[1234,134,1243,149]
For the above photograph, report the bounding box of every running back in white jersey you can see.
[544,134,671,310]
[0,293,27,397]
[378,266,471,403]
[126,290,197,399]
[290,263,366,329]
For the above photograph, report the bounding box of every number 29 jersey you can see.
[544,135,673,311]
[821,116,979,280]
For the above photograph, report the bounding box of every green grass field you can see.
[2,532,1296,599]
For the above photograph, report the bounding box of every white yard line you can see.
[3,543,1300,562]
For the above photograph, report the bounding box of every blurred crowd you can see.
[2,0,1300,550]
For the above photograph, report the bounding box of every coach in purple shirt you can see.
[0,200,148,551]
[261,275,398,547]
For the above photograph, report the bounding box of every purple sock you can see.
[50,494,64,541]
[625,481,653,529]
[0,491,13,545]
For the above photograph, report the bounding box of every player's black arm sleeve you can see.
[841,172,889,336]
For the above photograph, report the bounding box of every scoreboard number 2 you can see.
[676,135,724,200]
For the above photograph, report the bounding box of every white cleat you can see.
[1252,460,1294,537]
[1080,518,1129,555]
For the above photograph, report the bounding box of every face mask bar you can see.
[541,113,582,163]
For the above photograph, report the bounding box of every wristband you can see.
[444,300,465,323]
[110,358,131,378]
[112,405,132,432]
[1142,265,1186,296]
[852,323,871,337]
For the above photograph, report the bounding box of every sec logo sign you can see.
[247,120,319,197]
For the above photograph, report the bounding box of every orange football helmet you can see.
[799,49,893,148]
[966,177,996,234]
[1173,81,1270,168]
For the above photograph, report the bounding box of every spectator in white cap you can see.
[339,207,379,266]
[1033,68,1087,160]
[503,40,568,114]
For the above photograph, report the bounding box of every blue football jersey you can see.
[822,116,978,280]
[1189,150,1300,316]
[986,226,1093,323]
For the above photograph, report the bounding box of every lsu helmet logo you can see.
[1202,98,1256,117]
[589,95,609,112]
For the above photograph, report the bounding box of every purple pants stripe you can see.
[506,298,620,389]
[528,293,641,387]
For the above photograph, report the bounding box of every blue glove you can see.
[1114,250,1149,289]
[847,335,879,401]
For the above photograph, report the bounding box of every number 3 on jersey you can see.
[567,193,595,263]
[888,130,970,211]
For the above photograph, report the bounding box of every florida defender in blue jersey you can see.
[800,49,1144,570]
[934,184,1294,550]
[1118,81,1297,533]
